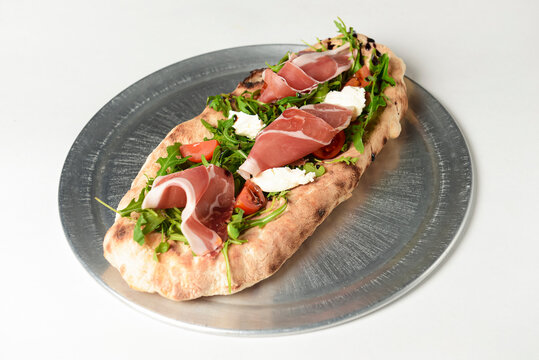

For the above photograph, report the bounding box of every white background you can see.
[1,1,538,359]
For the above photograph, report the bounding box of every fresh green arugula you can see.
[334,17,363,76]
[303,162,326,177]
[226,192,288,241]
[132,206,190,252]
[201,118,253,193]
[133,209,165,245]
[114,187,147,217]
[153,230,170,262]
[301,39,326,52]
[266,52,290,72]
[155,143,191,177]
[347,52,395,153]
[222,191,288,292]
[207,95,232,118]
[322,156,358,165]
[244,199,288,229]
[226,209,245,241]
[221,241,233,292]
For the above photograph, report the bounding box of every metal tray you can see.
[59,44,473,335]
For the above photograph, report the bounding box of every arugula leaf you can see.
[368,53,395,92]
[348,52,396,153]
[117,187,146,217]
[228,238,248,245]
[133,210,166,245]
[349,123,365,153]
[244,199,287,229]
[232,94,280,126]
[265,190,289,200]
[221,193,288,293]
[155,143,191,177]
[202,118,237,144]
[143,210,166,231]
[207,95,232,117]
[153,230,170,262]
[316,38,328,51]
[222,241,232,293]
[154,240,170,254]
[227,208,244,240]
[334,17,356,47]
[234,94,268,118]
[94,197,121,216]
[133,215,146,245]
[266,52,290,73]
[334,17,363,77]
[324,156,358,165]
[302,39,325,52]
[303,162,326,177]
[160,208,190,245]
[227,224,240,240]
[226,192,288,240]
[363,53,395,125]
[312,82,331,103]
[168,233,188,245]
[200,118,253,184]
[200,154,209,166]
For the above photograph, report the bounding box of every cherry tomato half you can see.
[345,64,371,88]
[312,131,346,159]
[180,140,219,163]
[235,180,266,215]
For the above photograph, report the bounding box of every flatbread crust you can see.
[103,34,408,300]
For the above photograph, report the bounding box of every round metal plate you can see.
[59,44,473,335]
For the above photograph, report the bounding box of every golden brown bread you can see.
[103,34,408,300]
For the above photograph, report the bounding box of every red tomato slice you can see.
[344,77,361,87]
[180,140,219,163]
[345,64,371,88]
[235,180,266,215]
[312,131,346,159]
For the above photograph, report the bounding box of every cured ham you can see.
[258,43,353,103]
[238,104,353,178]
[277,62,319,91]
[141,165,235,256]
[258,69,297,102]
[290,45,353,81]
[300,103,353,131]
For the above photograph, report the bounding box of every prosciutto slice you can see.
[300,103,353,131]
[258,44,353,103]
[141,165,235,256]
[238,104,353,178]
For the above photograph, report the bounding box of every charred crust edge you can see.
[240,68,265,89]
[349,164,362,187]
[115,225,127,241]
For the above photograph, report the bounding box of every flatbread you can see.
[103,34,408,300]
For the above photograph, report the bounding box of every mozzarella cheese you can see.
[230,111,265,139]
[323,86,366,118]
[251,167,316,192]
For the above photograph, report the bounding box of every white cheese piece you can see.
[230,111,265,139]
[251,167,316,192]
[323,86,366,118]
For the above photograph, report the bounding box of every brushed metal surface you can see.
[59,44,473,335]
